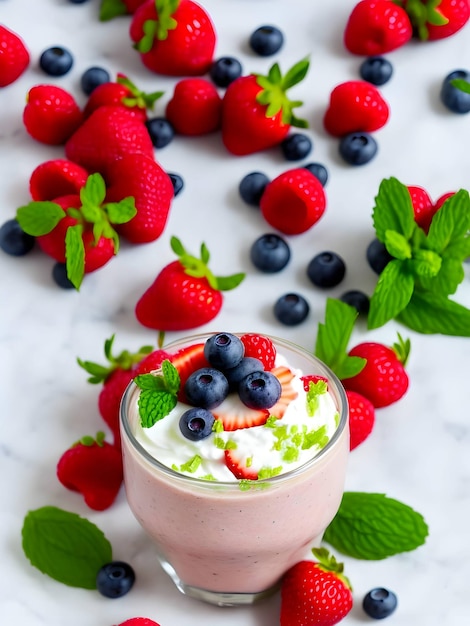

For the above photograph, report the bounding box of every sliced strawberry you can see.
[213,365,297,431]
[224,449,259,480]
[170,343,210,400]
[300,374,329,392]
[240,333,276,370]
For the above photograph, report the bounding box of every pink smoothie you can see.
[120,334,349,601]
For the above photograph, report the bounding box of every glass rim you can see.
[120,332,349,489]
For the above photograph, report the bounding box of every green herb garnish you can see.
[323,492,429,560]
[134,359,180,427]
[22,506,112,588]
[368,177,470,335]
[306,378,328,416]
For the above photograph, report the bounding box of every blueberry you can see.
[0,219,35,256]
[224,357,264,390]
[210,56,243,87]
[360,57,393,86]
[363,587,398,619]
[145,117,175,148]
[440,69,470,114]
[238,370,281,409]
[184,368,229,409]
[39,46,74,76]
[96,561,135,598]
[69,0,90,3]
[52,262,75,289]
[274,293,310,326]
[249,25,284,56]
[339,290,370,315]
[366,238,393,274]
[303,162,329,186]
[307,251,346,288]
[179,407,215,441]
[204,333,244,370]
[250,233,291,273]
[80,66,110,95]
[339,132,378,166]
[168,172,184,196]
[239,172,270,207]
[281,133,313,161]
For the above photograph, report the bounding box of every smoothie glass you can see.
[120,334,349,606]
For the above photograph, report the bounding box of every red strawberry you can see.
[165,77,222,135]
[0,25,30,87]
[280,548,353,626]
[434,190,455,209]
[104,152,174,244]
[29,159,89,201]
[117,618,161,626]
[99,368,135,446]
[133,348,172,375]
[224,448,259,480]
[301,374,329,391]
[100,0,148,21]
[130,0,216,76]
[65,105,154,175]
[170,343,210,399]
[56,431,123,511]
[344,0,413,55]
[213,365,297,431]
[259,167,326,235]
[83,73,163,120]
[323,80,390,137]
[407,184,437,232]
[240,333,276,370]
[400,0,470,41]
[221,58,310,155]
[23,84,83,145]
[342,334,410,408]
[135,236,245,332]
[346,389,375,450]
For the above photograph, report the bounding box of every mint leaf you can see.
[65,224,85,290]
[368,260,415,329]
[323,492,428,560]
[315,298,366,379]
[372,177,416,242]
[397,291,470,336]
[16,201,65,236]
[22,506,112,588]
[135,360,180,427]
[426,189,470,253]
[384,229,412,260]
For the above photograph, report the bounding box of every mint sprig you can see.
[135,359,180,427]
[314,298,366,379]
[16,173,137,290]
[22,506,112,588]
[323,492,429,560]
[368,177,470,335]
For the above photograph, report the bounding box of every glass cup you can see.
[120,333,349,606]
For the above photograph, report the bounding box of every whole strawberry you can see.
[0,25,30,87]
[346,389,375,450]
[83,73,163,120]
[104,152,174,243]
[165,77,222,135]
[260,167,326,235]
[342,334,410,408]
[116,619,161,626]
[281,548,353,626]
[135,236,245,332]
[23,84,83,145]
[407,184,437,232]
[65,105,154,175]
[221,58,310,155]
[323,80,390,137]
[344,0,413,55]
[56,431,123,511]
[130,0,216,76]
[398,0,470,40]
[29,159,89,201]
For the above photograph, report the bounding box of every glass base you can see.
[158,557,279,607]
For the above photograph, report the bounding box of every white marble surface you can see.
[1,0,470,624]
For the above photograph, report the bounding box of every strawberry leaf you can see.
[213,272,245,291]
[65,224,85,290]
[105,197,137,224]
[81,172,106,207]
[99,0,128,21]
[16,201,65,236]
[22,506,112,588]
[451,78,470,94]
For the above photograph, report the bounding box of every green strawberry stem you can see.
[311,547,352,591]
[393,0,449,40]
[392,333,411,366]
[77,334,154,383]
[74,431,107,447]
[170,235,245,291]
[116,73,164,111]
[255,57,310,128]
[136,0,179,52]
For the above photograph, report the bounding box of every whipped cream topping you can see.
[132,353,340,482]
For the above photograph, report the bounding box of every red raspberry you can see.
[240,333,276,370]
